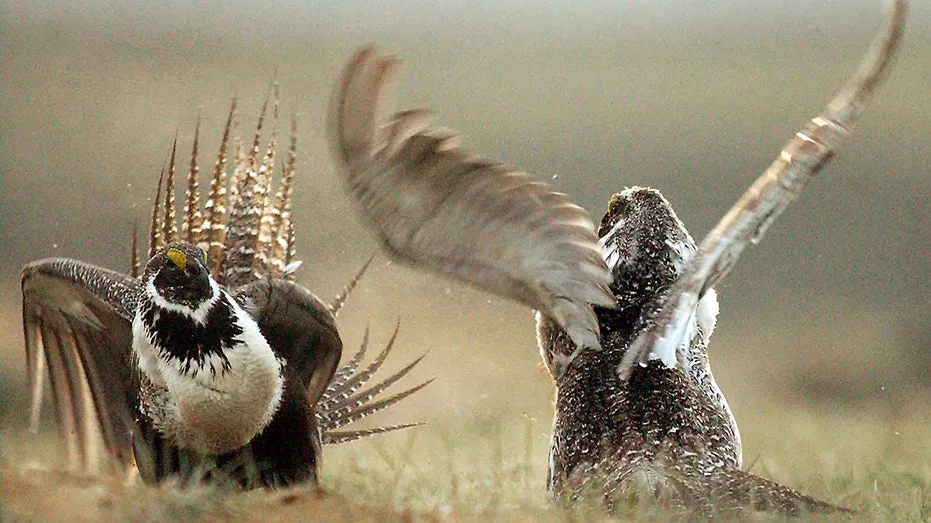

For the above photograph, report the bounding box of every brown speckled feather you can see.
[24,91,428,488]
[181,116,203,244]
[327,47,614,353]
[620,0,908,377]
[538,0,905,516]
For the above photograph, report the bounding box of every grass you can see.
[2,403,929,522]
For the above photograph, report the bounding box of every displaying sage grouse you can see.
[22,97,429,489]
[328,0,906,516]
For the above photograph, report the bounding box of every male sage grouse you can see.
[328,0,906,517]
[21,97,431,489]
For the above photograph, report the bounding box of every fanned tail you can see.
[147,168,164,259]
[604,462,851,517]
[254,84,281,278]
[321,326,370,403]
[704,467,851,517]
[134,91,421,450]
[324,423,422,445]
[162,135,179,244]
[658,466,853,518]
[268,115,299,279]
[141,96,302,285]
[130,222,140,278]
[319,322,400,412]
[316,322,430,444]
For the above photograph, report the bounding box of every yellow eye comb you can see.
[166,248,187,270]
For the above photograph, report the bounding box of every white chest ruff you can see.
[131,290,284,455]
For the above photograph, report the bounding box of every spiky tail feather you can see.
[697,467,851,517]
[138,95,427,448]
[316,322,430,443]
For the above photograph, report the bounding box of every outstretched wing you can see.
[237,279,429,444]
[619,0,908,378]
[236,279,342,404]
[328,47,614,350]
[22,258,142,476]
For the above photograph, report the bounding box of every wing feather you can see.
[235,279,342,405]
[327,47,613,350]
[22,259,141,475]
[619,0,908,378]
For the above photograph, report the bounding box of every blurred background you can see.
[1,0,928,466]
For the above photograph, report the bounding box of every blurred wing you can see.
[327,47,614,350]
[236,279,342,404]
[619,0,907,378]
[22,258,141,476]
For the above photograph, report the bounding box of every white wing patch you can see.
[696,288,719,345]
[646,232,707,370]
[645,297,698,369]
[599,219,626,272]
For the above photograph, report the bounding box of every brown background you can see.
[1,0,928,437]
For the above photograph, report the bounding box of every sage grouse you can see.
[22,99,430,489]
[328,0,906,516]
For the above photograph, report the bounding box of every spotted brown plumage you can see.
[536,188,838,516]
[326,0,906,516]
[327,48,615,365]
[22,98,428,489]
[538,0,906,516]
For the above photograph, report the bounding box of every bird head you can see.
[598,187,695,307]
[143,243,215,311]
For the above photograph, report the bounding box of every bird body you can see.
[132,244,285,456]
[538,188,751,512]
[536,190,847,514]
[22,99,426,489]
[328,0,906,515]
[536,0,905,514]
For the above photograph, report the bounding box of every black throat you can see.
[140,292,243,377]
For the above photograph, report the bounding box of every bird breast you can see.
[131,290,284,455]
